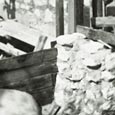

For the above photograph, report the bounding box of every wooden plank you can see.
[92,17,115,27]
[76,25,115,46]
[92,0,103,17]
[34,35,47,51]
[0,20,41,46]
[0,42,26,56]
[56,0,64,37]
[0,48,57,70]
[0,63,58,83]
[0,36,34,52]
[32,86,55,105]
[68,0,83,34]
[0,73,57,91]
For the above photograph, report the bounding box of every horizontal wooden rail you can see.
[92,17,115,27]
[77,25,115,46]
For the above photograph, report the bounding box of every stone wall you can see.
[54,33,115,115]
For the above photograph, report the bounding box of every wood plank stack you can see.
[54,30,115,115]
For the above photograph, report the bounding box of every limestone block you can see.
[56,45,72,61]
[100,101,111,110]
[71,68,86,81]
[54,74,71,106]
[44,8,53,23]
[57,33,86,45]
[105,53,115,72]
[86,70,101,82]
[57,59,70,74]
[0,89,41,115]
[49,0,55,7]
[80,40,104,54]
[82,57,101,67]
[33,0,47,6]
[24,0,31,4]
[34,9,41,18]
[101,71,115,81]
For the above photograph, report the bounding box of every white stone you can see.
[15,2,20,9]
[57,59,70,74]
[86,70,101,82]
[33,0,47,6]
[80,40,104,54]
[56,33,86,45]
[101,71,115,81]
[100,101,111,110]
[82,57,101,67]
[24,0,31,4]
[34,9,41,18]
[20,3,26,9]
[71,68,86,81]
[86,90,96,101]
[56,44,71,61]
[0,89,41,115]
[105,53,115,71]
[49,0,55,7]
[44,8,53,23]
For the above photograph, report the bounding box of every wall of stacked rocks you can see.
[54,33,115,115]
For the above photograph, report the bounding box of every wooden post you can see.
[91,0,103,28]
[92,0,103,17]
[68,0,83,34]
[56,0,64,37]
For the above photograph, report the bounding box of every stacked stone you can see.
[54,33,115,115]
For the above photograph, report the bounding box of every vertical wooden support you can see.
[56,0,64,37]
[91,0,103,28]
[68,0,83,34]
[92,0,103,17]
[106,0,115,34]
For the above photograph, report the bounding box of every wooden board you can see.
[0,20,41,46]
[92,17,115,27]
[68,0,83,33]
[76,25,115,46]
[56,0,64,37]
[0,48,57,71]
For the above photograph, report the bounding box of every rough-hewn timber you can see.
[77,25,115,46]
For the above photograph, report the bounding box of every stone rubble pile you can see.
[54,33,115,115]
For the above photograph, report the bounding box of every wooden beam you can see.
[92,0,103,17]
[68,0,83,34]
[0,48,57,71]
[32,86,55,105]
[92,17,115,27]
[34,35,47,52]
[56,0,64,37]
[76,25,115,46]
[0,20,40,46]
[0,63,58,83]
[0,42,26,56]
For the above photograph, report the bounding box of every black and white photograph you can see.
[0,0,115,115]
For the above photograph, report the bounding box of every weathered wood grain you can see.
[56,0,64,36]
[76,25,115,46]
[92,17,115,27]
[0,48,57,71]
[32,86,55,105]
[0,63,57,82]
[68,0,83,33]
[0,42,26,56]
[0,73,56,90]
[0,20,41,46]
